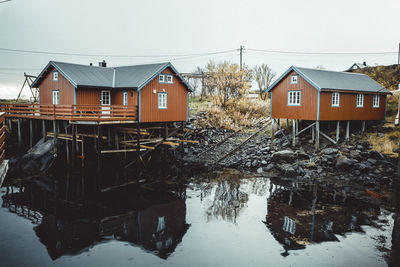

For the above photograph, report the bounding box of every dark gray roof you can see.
[32,61,192,91]
[268,66,390,94]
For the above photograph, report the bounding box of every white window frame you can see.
[290,75,298,84]
[356,93,364,108]
[52,90,59,105]
[159,74,165,83]
[372,95,380,108]
[101,90,111,105]
[158,92,167,109]
[123,91,128,106]
[53,71,58,81]
[287,90,301,106]
[331,92,340,107]
[166,75,173,84]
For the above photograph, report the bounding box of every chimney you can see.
[99,60,107,67]
[363,61,367,66]
[90,63,93,66]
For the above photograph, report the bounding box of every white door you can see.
[101,90,111,116]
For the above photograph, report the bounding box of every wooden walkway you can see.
[0,103,138,123]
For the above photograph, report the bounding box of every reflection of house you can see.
[264,181,380,256]
[2,180,189,260]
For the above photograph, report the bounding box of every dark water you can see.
[0,169,396,267]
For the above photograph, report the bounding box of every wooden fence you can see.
[0,103,138,121]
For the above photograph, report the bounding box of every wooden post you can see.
[53,120,57,153]
[65,126,70,165]
[286,119,289,128]
[315,121,320,151]
[296,120,299,134]
[71,123,76,168]
[345,120,350,142]
[81,136,85,168]
[361,120,365,135]
[137,123,141,160]
[17,119,22,147]
[292,119,296,147]
[42,120,46,140]
[271,119,275,141]
[29,119,33,148]
[97,125,102,172]
[114,131,119,150]
[8,119,11,133]
[311,124,315,142]
[164,123,168,138]
[336,121,340,144]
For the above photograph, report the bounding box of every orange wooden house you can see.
[267,66,391,148]
[30,60,192,123]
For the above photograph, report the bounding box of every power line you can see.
[0,0,12,4]
[246,48,397,56]
[0,47,237,59]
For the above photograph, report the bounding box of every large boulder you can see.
[368,150,385,160]
[335,155,354,170]
[271,150,295,162]
[320,148,338,155]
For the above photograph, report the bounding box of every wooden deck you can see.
[0,103,138,123]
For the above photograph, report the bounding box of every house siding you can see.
[39,66,74,105]
[140,67,188,122]
[271,70,318,120]
[319,92,386,121]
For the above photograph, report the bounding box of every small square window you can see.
[290,75,298,84]
[356,94,364,107]
[158,92,167,109]
[372,95,380,108]
[166,75,173,84]
[159,74,165,83]
[331,92,340,107]
[53,71,58,81]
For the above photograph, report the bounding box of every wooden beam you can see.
[320,130,337,145]
[295,122,315,136]
[345,120,350,142]
[101,148,146,154]
[292,119,296,147]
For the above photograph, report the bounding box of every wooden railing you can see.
[0,103,138,121]
[0,112,5,165]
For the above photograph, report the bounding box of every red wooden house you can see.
[30,61,192,123]
[267,66,391,148]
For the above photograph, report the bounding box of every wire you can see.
[246,48,397,56]
[0,47,237,59]
[0,0,11,4]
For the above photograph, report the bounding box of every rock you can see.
[265,163,275,172]
[252,159,258,167]
[361,140,370,147]
[349,150,360,158]
[335,155,354,170]
[271,150,295,162]
[320,148,338,155]
[260,160,268,166]
[245,161,252,168]
[368,150,385,160]
[257,167,264,174]
[355,145,363,150]
[279,163,296,176]
[367,158,377,165]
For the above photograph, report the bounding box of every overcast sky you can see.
[0,0,399,98]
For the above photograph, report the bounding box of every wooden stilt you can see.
[361,120,365,135]
[286,119,289,128]
[81,136,85,168]
[315,120,320,151]
[17,119,21,147]
[345,120,350,142]
[123,132,127,160]
[71,123,76,168]
[296,120,299,134]
[114,131,119,150]
[292,119,296,147]
[53,120,57,153]
[164,123,168,138]
[8,119,11,133]
[136,123,141,160]
[29,119,33,148]
[42,120,46,140]
[336,121,340,143]
[107,126,111,145]
[93,126,97,150]
[271,119,275,141]
[65,126,70,165]
[97,125,102,172]
[311,125,315,142]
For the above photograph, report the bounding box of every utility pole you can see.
[398,42,400,65]
[240,45,244,71]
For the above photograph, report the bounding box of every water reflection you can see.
[265,180,383,256]
[2,177,189,260]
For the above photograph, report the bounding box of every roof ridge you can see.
[295,66,366,76]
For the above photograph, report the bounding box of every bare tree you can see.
[253,64,276,100]
[188,67,202,98]
[205,60,252,108]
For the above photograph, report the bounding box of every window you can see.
[356,93,364,107]
[159,74,165,83]
[101,90,111,105]
[53,71,58,81]
[331,92,340,107]
[52,90,59,105]
[166,75,173,84]
[287,91,301,106]
[372,95,380,108]
[158,92,167,109]
[123,91,128,106]
[290,75,298,84]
